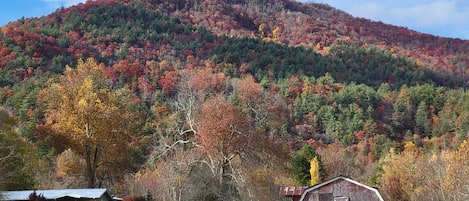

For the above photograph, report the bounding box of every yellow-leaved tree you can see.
[39,58,139,188]
[310,156,321,186]
[444,140,469,200]
[378,141,432,200]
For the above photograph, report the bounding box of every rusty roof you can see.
[279,186,308,196]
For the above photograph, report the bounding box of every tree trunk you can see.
[85,122,96,188]
[220,159,240,201]
[85,143,96,188]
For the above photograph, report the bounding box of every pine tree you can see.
[291,144,325,186]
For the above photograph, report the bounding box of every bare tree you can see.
[0,108,35,190]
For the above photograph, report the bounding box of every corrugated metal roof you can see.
[1,189,109,201]
[299,176,384,201]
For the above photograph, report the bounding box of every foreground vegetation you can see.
[1,0,469,200]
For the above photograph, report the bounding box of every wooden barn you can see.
[299,176,384,201]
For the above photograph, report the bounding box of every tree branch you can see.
[0,146,15,161]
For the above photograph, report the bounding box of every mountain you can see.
[1,0,467,88]
[1,0,469,200]
[136,0,469,73]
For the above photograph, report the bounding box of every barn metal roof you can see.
[299,176,384,201]
[1,189,110,201]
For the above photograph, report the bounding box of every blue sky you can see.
[0,0,86,25]
[0,0,468,40]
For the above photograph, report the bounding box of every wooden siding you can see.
[301,178,382,201]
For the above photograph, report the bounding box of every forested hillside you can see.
[1,0,469,200]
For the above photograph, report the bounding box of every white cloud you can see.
[41,0,86,8]
[302,0,469,39]
[390,0,469,27]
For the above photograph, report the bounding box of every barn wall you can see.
[303,179,381,201]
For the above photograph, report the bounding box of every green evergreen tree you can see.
[291,144,326,186]
[415,100,430,136]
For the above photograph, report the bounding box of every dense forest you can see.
[1,0,469,200]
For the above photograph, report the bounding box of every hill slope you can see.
[0,0,464,89]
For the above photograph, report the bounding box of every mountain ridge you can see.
[3,0,467,72]
[0,0,449,86]
[122,0,468,71]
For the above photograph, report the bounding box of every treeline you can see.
[3,62,469,200]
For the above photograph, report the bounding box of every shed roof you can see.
[1,189,110,201]
[279,186,308,196]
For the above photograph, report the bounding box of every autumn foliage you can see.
[197,96,251,158]
[1,0,469,200]
[38,58,139,188]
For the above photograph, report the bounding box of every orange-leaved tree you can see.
[196,96,253,199]
[38,58,139,188]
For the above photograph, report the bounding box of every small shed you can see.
[299,176,384,201]
[1,189,114,201]
[279,187,308,201]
